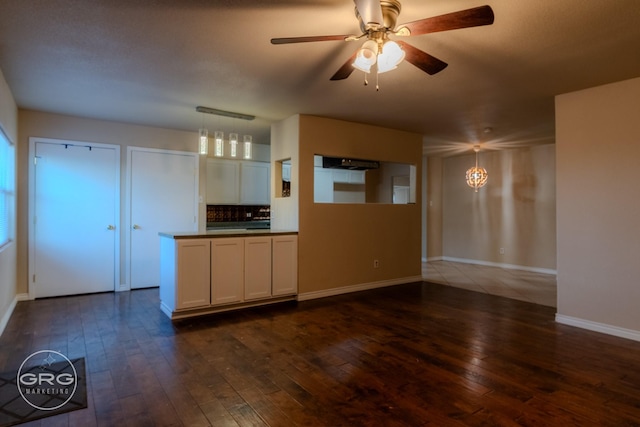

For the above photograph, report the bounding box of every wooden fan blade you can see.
[397,5,494,36]
[271,35,351,44]
[354,0,384,27]
[330,50,359,80]
[397,41,448,75]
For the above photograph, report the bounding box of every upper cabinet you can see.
[206,158,270,205]
[240,162,270,205]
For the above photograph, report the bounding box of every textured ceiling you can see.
[1,0,639,156]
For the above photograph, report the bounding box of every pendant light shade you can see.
[243,135,252,159]
[214,131,224,157]
[198,128,208,155]
[229,133,238,157]
[466,146,488,192]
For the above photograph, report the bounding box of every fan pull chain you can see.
[363,73,368,86]
[376,71,379,91]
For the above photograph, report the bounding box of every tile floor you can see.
[423,260,557,307]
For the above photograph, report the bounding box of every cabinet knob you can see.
[133,224,141,230]
[107,225,116,230]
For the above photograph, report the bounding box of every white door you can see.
[129,148,198,289]
[32,140,118,298]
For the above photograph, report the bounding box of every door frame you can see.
[124,146,199,291]
[28,137,121,300]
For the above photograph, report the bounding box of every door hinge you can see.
[32,274,36,283]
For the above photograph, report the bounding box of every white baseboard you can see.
[438,256,557,275]
[297,276,423,302]
[556,314,640,343]
[0,293,29,337]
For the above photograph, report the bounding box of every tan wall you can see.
[16,110,210,294]
[441,145,556,270]
[556,76,640,331]
[426,156,443,259]
[0,68,18,330]
[295,115,422,294]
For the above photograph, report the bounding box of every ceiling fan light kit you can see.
[270,1,494,85]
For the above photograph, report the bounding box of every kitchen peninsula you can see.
[159,229,298,319]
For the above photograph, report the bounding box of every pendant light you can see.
[198,112,208,155]
[229,133,239,157]
[466,145,488,192]
[243,135,252,159]
[198,128,208,155]
[214,131,224,157]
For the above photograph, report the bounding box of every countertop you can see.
[159,229,298,239]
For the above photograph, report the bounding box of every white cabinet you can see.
[211,238,244,305]
[206,158,270,205]
[244,237,272,300]
[160,233,298,319]
[332,169,365,184]
[206,158,240,204]
[272,235,298,296]
[159,237,210,313]
[314,168,334,203]
[240,161,270,205]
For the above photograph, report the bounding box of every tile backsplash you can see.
[207,205,270,223]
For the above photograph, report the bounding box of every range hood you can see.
[322,156,380,171]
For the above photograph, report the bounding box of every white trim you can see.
[439,256,557,275]
[556,314,640,343]
[0,293,29,337]
[28,137,121,299]
[297,276,423,302]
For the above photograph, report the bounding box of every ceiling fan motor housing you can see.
[357,0,402,32]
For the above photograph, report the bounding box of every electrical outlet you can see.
[499,248,505,255]
[374,259,380,268]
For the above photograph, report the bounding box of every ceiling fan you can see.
[271,0,494,84]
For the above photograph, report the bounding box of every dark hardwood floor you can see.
[2,282,640,426]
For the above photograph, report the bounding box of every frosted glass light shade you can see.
[352,40,379,73]
[214,131,224,157]
[377,40,405,74]
[229,133,238,157]
[198,128,208,155]
[243,135,252,159]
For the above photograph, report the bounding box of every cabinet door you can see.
[272,235,298,296]
[211,238,244,305]
[314,168,333,203]
[244,237,272,300]
[176,239,210,309]
[206,158,240,204]
[240,162,270,205]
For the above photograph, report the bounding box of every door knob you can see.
[133,224,141,230]
[107,225,116,230]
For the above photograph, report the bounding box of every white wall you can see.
[556,76,640,339]
[0,68,18,336]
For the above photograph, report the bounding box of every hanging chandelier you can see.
[466,145,488,192]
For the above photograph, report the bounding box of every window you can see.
[0,130,14,249]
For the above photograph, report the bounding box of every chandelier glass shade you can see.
[466,146,488,192]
